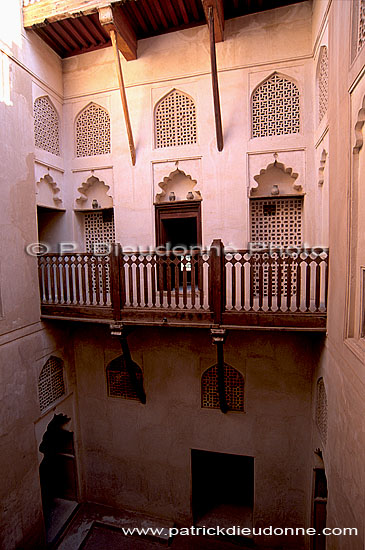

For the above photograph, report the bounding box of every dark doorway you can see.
[161,217,198,249]
[191,450,254,530]
[37,206,65,253]
[39,414,78,545]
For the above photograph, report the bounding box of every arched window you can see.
[201,364,244,411]
[317,46,328,124]
[106,355,143,400]
[252,74,300,138]
[316,378,328,444]
[75,103,111,157]
[155,89,197,148]
[34,96,60,155]
[38,356,65,412]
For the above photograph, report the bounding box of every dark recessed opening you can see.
[191,450,254,530]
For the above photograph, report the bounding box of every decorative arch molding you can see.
[318,149,328,186]
[251,72,300,138]
[36,173,63,207]
[75,173,113,209]
[154,89,197,148]
[250,154,302,198]
[353,95,365,153]
[155,167,202,203]
[75,102,111,158]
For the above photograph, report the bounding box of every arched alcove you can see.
[36,173,63,208]
[155,168,201,203]
[76,174,113,210]
[251,158,302,198]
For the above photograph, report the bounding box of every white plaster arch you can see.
[353,94,365,153]
[36,173,63,208]
[76,173,113,209]
[318,149,328,186]
[250,155,302,198]
[155,167,202,203]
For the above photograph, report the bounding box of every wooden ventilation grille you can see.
[201,364,244,411]
[38,356,65,412]
[107,356,143,400]
[316,378,328,444]
[76,103,111,157]
[34,96,60,156]
[155,90,197,148]
[252,74,300,137]
[359,0,365,54]
[318,47,328,124]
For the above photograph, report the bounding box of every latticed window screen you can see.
[38,356,65,412]
[155,90,197,148]
[84,211,115,254]
[316,378,328,444]
[76,103,111,157]
[252,74,300,138]
[201,364,244,412]
[34,96,60,155]
[358,0,365,54]
[318,47,328,124]
[250,198,303,248]
[106,356,143,400]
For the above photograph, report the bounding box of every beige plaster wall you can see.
[73,325,322,549]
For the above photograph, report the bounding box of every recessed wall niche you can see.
[152,158,202,204]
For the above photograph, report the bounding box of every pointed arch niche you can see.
[75,174,113,210]
[36,173,63,209]
[155,167,202,204]
[250,157,302,198]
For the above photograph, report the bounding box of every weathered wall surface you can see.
[73,325,322,548]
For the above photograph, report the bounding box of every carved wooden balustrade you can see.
[38,241,329,329]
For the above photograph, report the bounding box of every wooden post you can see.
[209,239,224,324]
[211,328,227,413]
[110,29,136,166]
[110,244,122,321]
[208,6,223,152]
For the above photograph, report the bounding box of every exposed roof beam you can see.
[208,7,223,151]
[98,5,137,61]
[201,0,224,42]
[23,0,123,28]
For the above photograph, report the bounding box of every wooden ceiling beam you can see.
[208,6,223,151]
[23,0,123,28]
[98,5,137,61]
[201,0,224,42]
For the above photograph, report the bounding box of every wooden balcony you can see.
[38,241,328,331]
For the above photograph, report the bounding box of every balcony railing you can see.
[38,241,329,330]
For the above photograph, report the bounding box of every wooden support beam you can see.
[211,328,227,414]
[201,0,224,43]
[23,0,122,28]
[98,5,137,61]
[109,29,136,166]
[208,7,224,152]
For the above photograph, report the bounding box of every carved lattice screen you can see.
[38,356,65,412]
[358,0,365,54]
[318,46,328,124]
[107,356,143,400]
[252,74,300,138]
[201,364,244,411]
[316,378,328,444]
[34,96,60,155]
[76,103,111,157]
[155,90,197,148]
[84,211,115,293]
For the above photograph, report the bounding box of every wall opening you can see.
[39,414,78,545]
[37,206,66,253]
[191,450,254,529]
[312,468,327,550]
